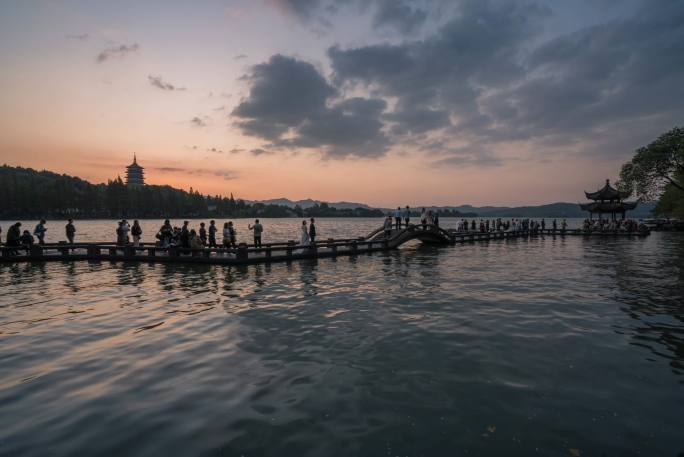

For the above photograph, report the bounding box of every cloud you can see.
[243,0,684,166]
[372,0,428,34]
[250,148,274,156]
[190,116,206,127]
[96,43,139,63]
[152,166,238,181]
[266,0,433,34]
[431,148,504,168]
[65,33,89,41]
[234,54,248,60]
[148,75,186,91]
[229,148,245,154]
[232,54,389,158]
[267,0,323,22]
[324,0,684,164]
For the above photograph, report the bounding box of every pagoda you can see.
[580,179,637,220]
[125,154,145,186]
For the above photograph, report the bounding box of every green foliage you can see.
[620,127,684,217]
[653,172,684,217]
[0,165,385,219]
[620,127,684,201]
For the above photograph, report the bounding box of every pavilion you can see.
[580,179,637,220]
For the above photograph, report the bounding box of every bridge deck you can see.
[0,226,649,265]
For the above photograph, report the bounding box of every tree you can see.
[620,127,684,201]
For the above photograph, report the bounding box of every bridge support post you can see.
[327,238,336,254]
[30,245,43,258]
[351,240,358,254]
[286,241,295,258]
[86,246,100,258]
[124,246,135,258]
[265,245,272,259]
[237,243,248,261]
[147,247,156,257]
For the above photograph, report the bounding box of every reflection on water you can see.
[1,231,683,456]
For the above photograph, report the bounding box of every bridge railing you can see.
[0,235,393,262]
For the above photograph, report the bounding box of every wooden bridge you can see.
[0,224,649,266]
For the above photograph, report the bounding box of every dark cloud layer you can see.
[148,75,186,91]
[96,43,139,63]
[232,55,389,158]
[268,0,434,34]
[243,0,684,165]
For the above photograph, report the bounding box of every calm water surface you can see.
[1,219,683,457]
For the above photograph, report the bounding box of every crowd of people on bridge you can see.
[582,218,647,233]
[1,213,650,256]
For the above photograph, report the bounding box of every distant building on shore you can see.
[125,154,145,186]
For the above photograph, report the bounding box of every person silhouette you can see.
[308,218,316,244]
[248,219,263,248]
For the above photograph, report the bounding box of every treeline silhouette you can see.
[0,165,385,219]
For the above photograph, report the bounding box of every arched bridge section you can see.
[366,224,452,247]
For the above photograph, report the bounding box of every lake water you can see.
[1,219,683,457]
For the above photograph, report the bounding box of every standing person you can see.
[208,220,217,247]
[116,221,125,245]
[131,220,142,247]
[403,206,411,228]
[384,215,393,239]
[65,219,76,244]
[541,219,546,230]
[120,219,130,244]
[420,208,427,230]
[394,207,402,230]
[6,223,22,255]
[434,211,439,228]
[248,219,264,248]
[299,220,310,246]
[552,219,557,231]
[34,219,47,245]
[561,218,567,232]
[159,219,173,247]
[222,222,231,249]
[228,221,237,248]
[309,218,317,244]
[180,221,190,248]
[199,222,207,246]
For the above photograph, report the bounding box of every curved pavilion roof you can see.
[579,201,638,213]
[584,179,631,201]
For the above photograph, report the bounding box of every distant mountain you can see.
[248,199,656,218]
[433,202,656,218]
[245,198,372,210]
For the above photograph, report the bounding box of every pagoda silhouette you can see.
[125,154,145,186]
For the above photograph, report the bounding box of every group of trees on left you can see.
[0,166,385,219]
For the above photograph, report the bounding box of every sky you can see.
[0,0,682,206]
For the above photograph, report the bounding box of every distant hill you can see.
[445,202,656,218]
[377,202,655,218]
[245,198,372,210]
